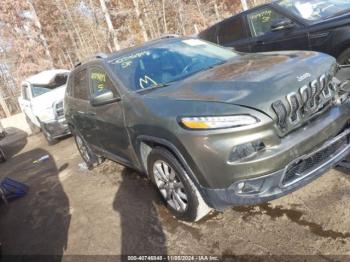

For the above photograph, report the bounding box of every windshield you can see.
[107,39,237,91]
[31,74,68,97]
[278,0,350,21]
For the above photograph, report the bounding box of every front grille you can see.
[282,136,347,185]
[272,71,337,131]
[55,101,64,119]
[272,101,288,129]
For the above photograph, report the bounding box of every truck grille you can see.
[272,71,337,131]
[282,135,347,186]
[55,101,64,119]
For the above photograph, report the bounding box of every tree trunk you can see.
[162,0,168,34]
[241,0,249,10]
[132,0,148,41]
[98,0,120,51]
[28,0,54,68]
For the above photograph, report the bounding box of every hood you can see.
[32,85,66,109]
[146,51,336,118]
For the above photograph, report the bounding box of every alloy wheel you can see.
[76,135,90,163]
[153,160,188,213]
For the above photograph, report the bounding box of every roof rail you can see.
[74,61,82,68]
[155,34,179,40]
[95,52,108,59]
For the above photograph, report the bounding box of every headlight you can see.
[180,115,259,130]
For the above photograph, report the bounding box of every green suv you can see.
[64,36,350,221]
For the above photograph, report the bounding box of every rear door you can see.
[246,6,309,52]
[216,15,251,52]
[86,65,132,164]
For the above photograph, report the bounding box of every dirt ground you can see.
[0,127,350,260]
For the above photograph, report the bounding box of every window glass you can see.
[278,0,350,21]
[73,69,89,100]
[90,67,118,98]
[247,8,286,37]
[218,17,246,44]
[107,39,237,91]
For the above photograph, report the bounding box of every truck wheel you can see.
[147,147,211,222]
[0,147,6,163]
[74,133,103,170]
[40,122,57,146]
[338,48,350,65]
[25,115,41,134]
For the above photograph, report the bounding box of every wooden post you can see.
[0,94,11,118]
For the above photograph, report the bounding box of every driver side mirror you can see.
[271,19,295,31]
[91,90,120,106]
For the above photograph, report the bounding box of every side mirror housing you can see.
[91,90,120,106]
[271,19,295,31]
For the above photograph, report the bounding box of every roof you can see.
[24,69,70,85]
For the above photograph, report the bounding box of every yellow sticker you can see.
[91,72,106,82]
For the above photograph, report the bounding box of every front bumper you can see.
[202,127,350,210]
[42,118,71,139]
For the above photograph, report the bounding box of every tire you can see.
[25,115,41,134]
[74,132,103,170]
[0,147,6,163]
[40,123,58,146]
[147,147,211,222]
[337,48,350,65]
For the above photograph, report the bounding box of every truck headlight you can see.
[38,107,55,122]
[179,115,259,130]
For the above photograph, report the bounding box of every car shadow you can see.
[0,127,28,158]
[113,168,168,256]
[0,148,70,259]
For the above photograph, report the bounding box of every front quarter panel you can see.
[126,96,273,188]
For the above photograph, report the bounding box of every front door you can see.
[246,6,309,53]
[86,66,131,164]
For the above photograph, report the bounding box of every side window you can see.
[89,67,118,99]
[218,17,247,44]
[247,8,286,37]
[73,69,89,100]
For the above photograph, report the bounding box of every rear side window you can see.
[72,69,89,100]
[217,17,247,45]
[22,84,30,100]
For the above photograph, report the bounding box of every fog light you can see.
[234,178,265,195]
[229,141,265,163]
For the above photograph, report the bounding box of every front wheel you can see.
[25,115,41,134]
[40,122,57,146]
[74,132,103,169]
[148,147,211,222]
[338,48,350,65]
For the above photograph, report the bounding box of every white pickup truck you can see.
[18,69,71,144]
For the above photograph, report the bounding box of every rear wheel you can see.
[74,132,103,169]
[148,147,211,222]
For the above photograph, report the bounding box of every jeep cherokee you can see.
[64,37,350,221]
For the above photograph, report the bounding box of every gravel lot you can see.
[0,128,350,260]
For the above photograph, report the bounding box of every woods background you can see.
[0,0,270,118]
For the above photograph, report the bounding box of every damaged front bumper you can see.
[42,118,71,139]
[202,127,350,210]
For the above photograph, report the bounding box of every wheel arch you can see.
[137,135,212,208]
